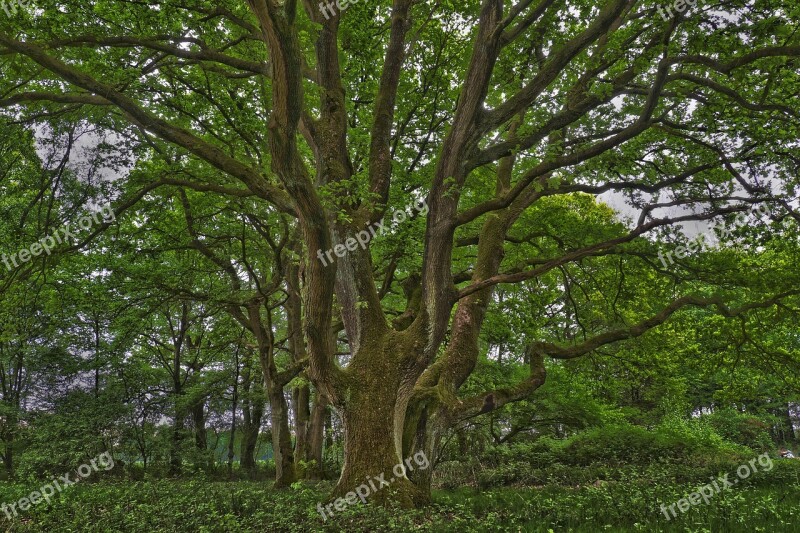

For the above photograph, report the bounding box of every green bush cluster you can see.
[702,409,776,451]
[437,415,779,490]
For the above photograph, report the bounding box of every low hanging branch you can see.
[534,290,800,361]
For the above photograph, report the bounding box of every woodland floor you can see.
[1,473,798,532]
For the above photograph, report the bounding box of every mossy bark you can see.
[332,333,426,507]
[334,391,424,507]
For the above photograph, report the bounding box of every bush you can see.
[703,409,774,451]
[450,416,767,490]
[561,419,751,467]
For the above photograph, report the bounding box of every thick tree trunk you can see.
[335,409,423,506]
[405,407,439,497]
[190,398,212,472]
[333,353,424,507]
[240,420,258,474]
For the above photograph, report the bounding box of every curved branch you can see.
[534,290,800,360]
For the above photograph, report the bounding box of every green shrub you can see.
[702,409,774,451]
[561,419,751,467]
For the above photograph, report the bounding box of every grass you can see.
[0,476,798,532]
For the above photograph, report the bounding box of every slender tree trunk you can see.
[242,296,300,488]
[192,400,207,451]
[240,398,264,478]
[3,442,12,477]
[93,317,101,398]
[239,345,265,478]
[293,384,310,475]
[239,346,256,476]
[268,388,296,487]
[307,391,328,479]
[169,304,190,477]
[228,349,240,478]
[783,405,796,442]
[170,405,185,476]
[0,404,15,478]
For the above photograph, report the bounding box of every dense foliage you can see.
[0,0,799,530]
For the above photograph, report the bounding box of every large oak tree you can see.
[2,0,799,504]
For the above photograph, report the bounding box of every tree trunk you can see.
[332,344,425,507]
[404,402,443,499]
[228,359,239,478]
[240,397,264,477]
[335,400,422,506]
[192,399,207,451]
[239,421,255,473]
[170,407,185,476]
[239,346,261,477]
[293,384,310,475]
[268,388,296,487]
[1,407,15,478]
[306,391,328,479]
[3,443,12,477]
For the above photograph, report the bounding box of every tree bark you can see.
[292,384,310,474]
[240,401,263,476]
[228,345,240,478]
[2,438,13,477]
[0,401,17,478]
[268,388,296,487]
[331,332,426,507]
[239,348,265,477]
[306,391,328,479]
[169,404,185,477]
[192,399,207,451]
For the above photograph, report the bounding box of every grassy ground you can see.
[0,476,798,532]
